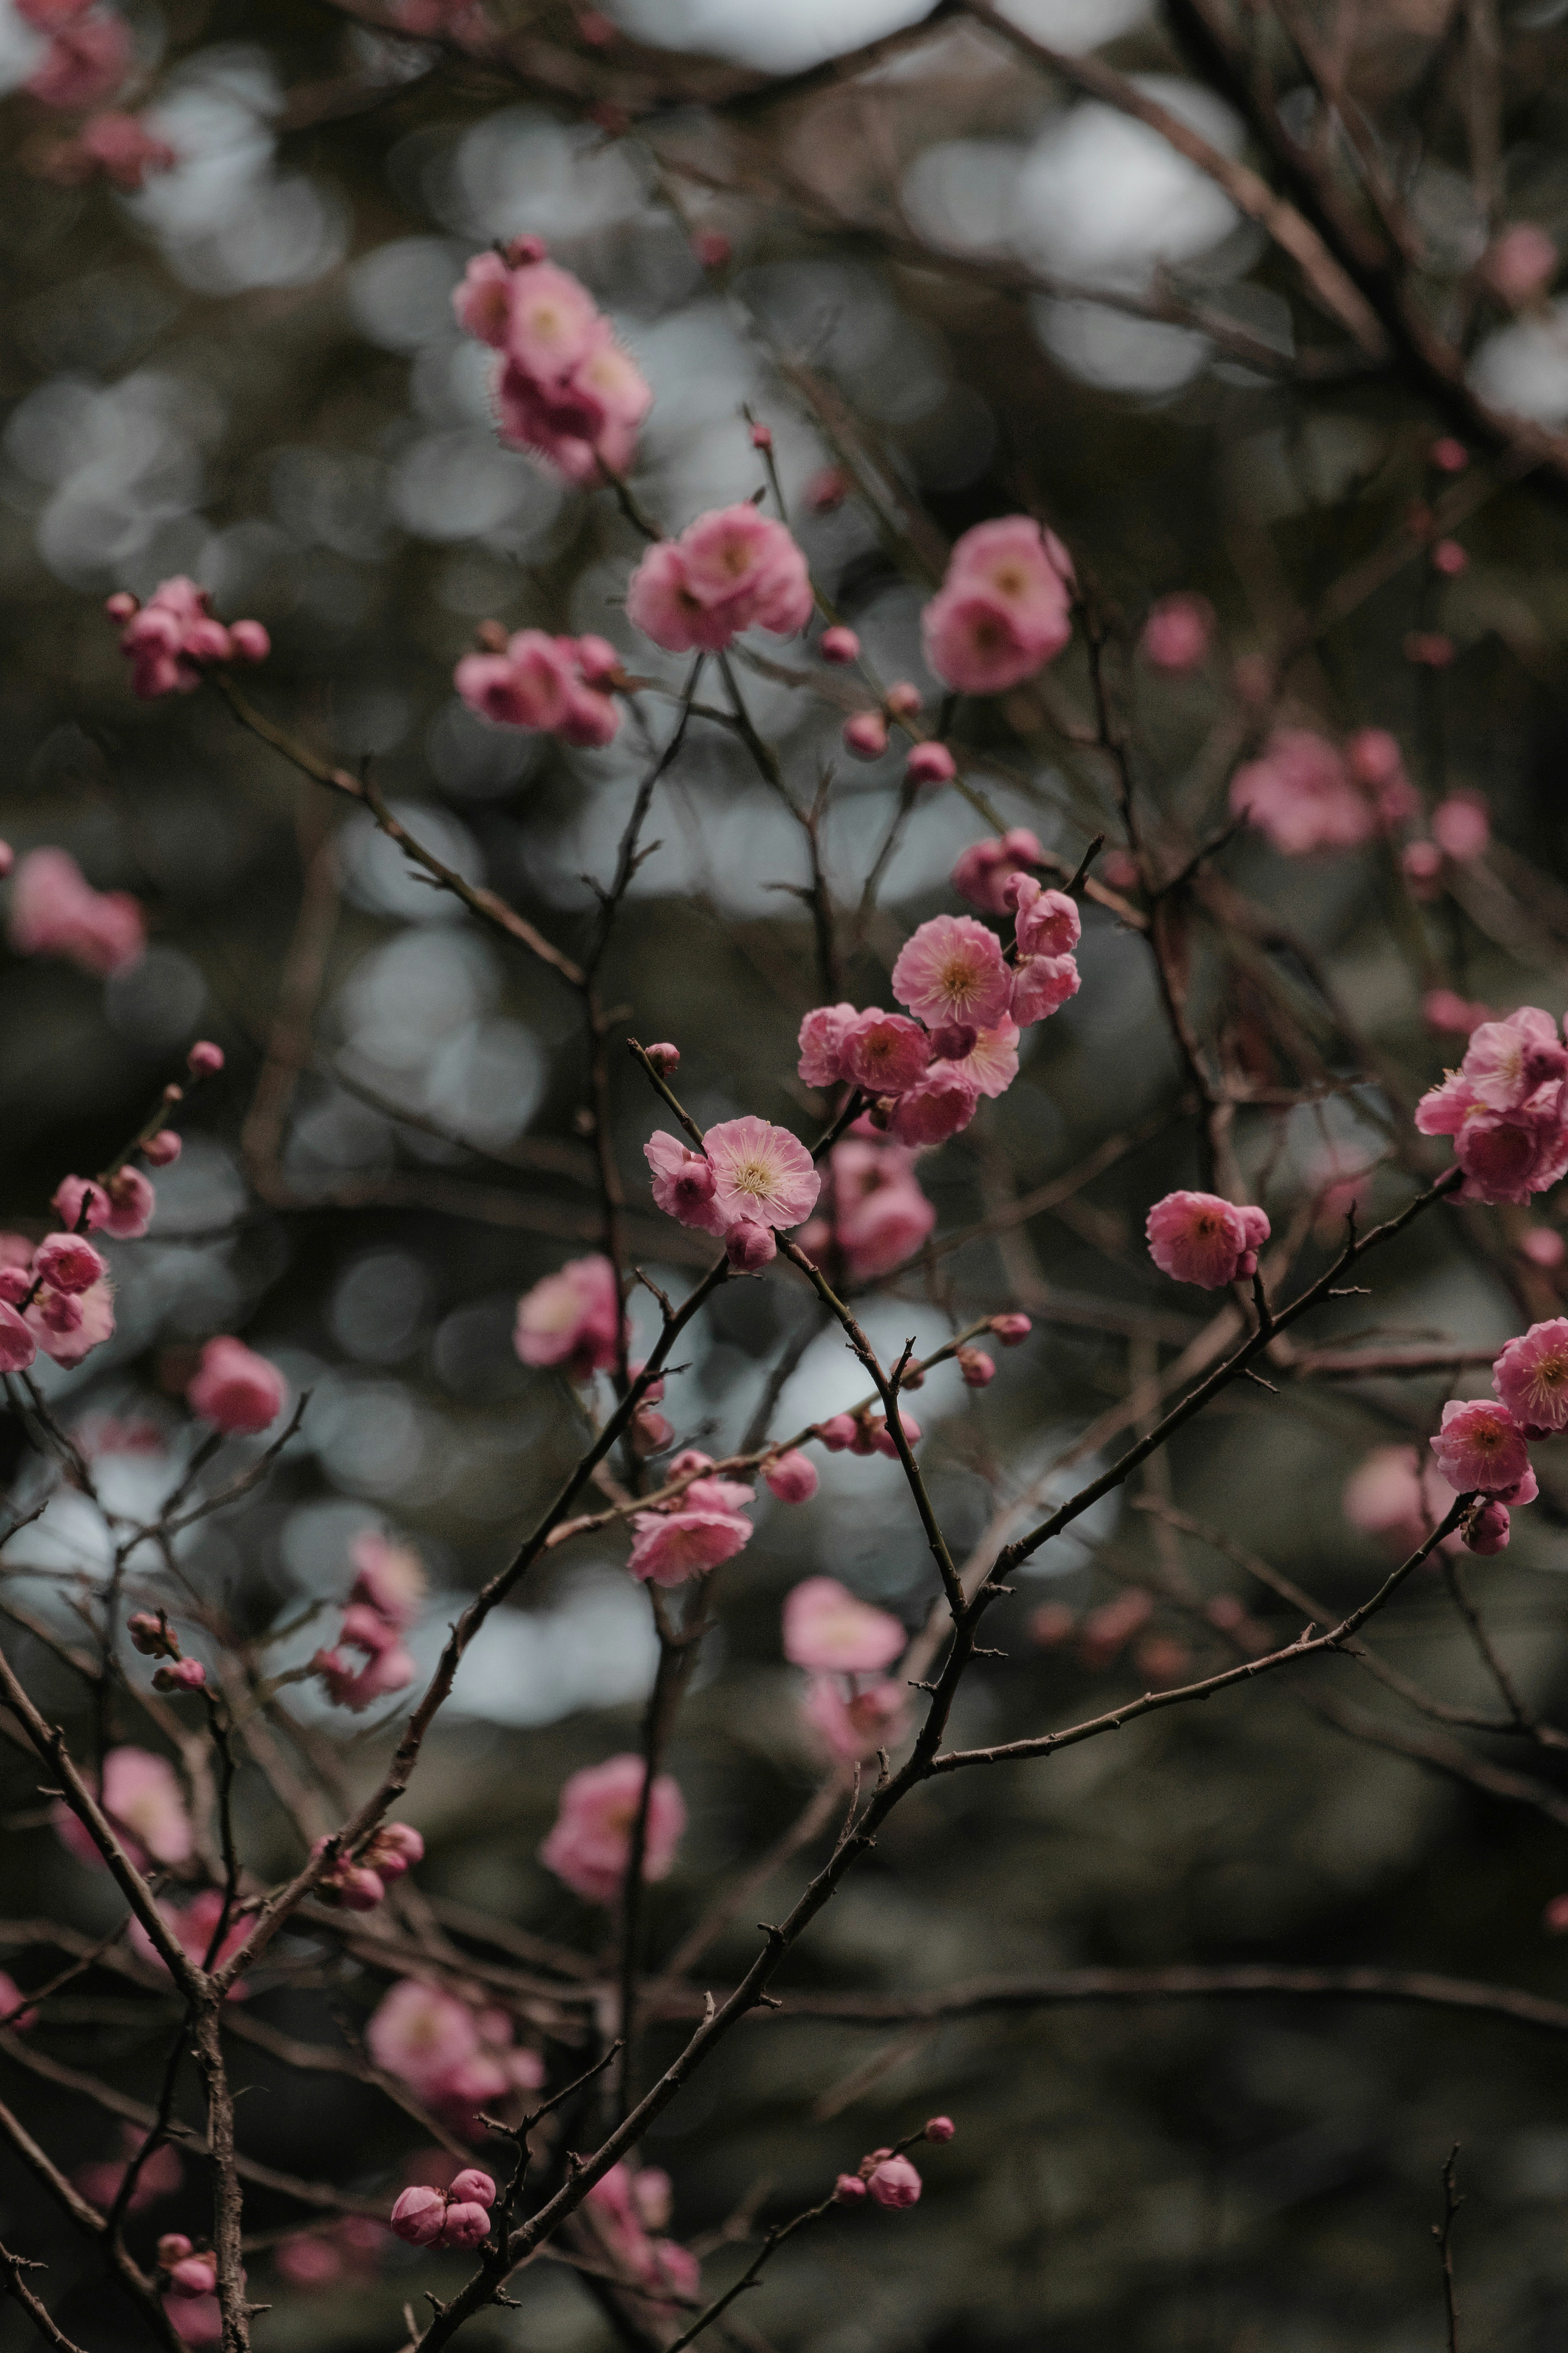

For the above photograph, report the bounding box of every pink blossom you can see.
[1006,875,1081,960]
[1010,954,1080,1027]
[625,507,812,654]
[887,1067,981,1146]
[1140,593,1214,672]
[1492,1319,1568,1434]
[809,1136,935,1281]
[866,2154,922,2209]
[991,1312,1031,1344]
[952,828,1044,914]
[112,577,266,698]
[165,2252,217,2297]
[350,1531,426,1630]
[314,1640,416,1713]
[802,1674,910,1762]
[820,626,860,664]
[25,7,130,107]
[1482,221,1557,305]
[538,1754,685,1905]
[1429,1398,1530,1494]
[644,1132,726,1234]
[463,252,650,484]
[514,1254,623,1380]
[369,1981,490,2111]
[9,847,145,976]
[704,1115,820,1229]
[1432,437,1469,472]
[33,1232,104,1294]
[764,1450,818,1503]
[1229,727,1391,856]
[186,1336,286,1434]
[935,1019,1018,1100]
[627,1507,751,1585]
[892,914,1012,1031]
[51,1165,155,1239]
[906,742,956,786]
[503,260,601,378]
[584,2165,700,2306]
[783,1577,904,1672]
[142,1130,181,1166]
[0,1304,36,1374]
[1342,1445,1461,1557]
[1423,989,1491,1037]
[24,1272,112,1368]
[454,631,619,747]
[1345,729,1419,825]
[1432,539,1469,578]
[452,252,513,346]
[54,1745,191,1871]
[725,1218,776,1272]
[1146,1191,1269,1289]
[1431,794,1490,861]
[922,517,1072,693]
[390,2186,447,2248]
[870,1409,921,1458]
[798,1002,859,1089]
[1415,1055,1568,1204]
[844,711,889,760]
[842,1010,931,1096]
[163,2297,220,2347]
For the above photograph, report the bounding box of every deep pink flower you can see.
[1010,954,1080,1027]
[704,1115,820,1229]
[1146,1191,1268,1289]
[538,1754,685,1905]
[187,1336,286,1435]
[514,1255,623,1379]
[53,1745,192,1872]
[10,848,145,976]
[951,828,1043,914]
[843,711,889,760]
[33,1232,104,1294]
[887,1067,981,1146]
[1464,1501,1512,1554]
[1006,876,1081,959]
[797,1002,859,1089]
[764,1450,818,1503]
[627,1507,751,1586]
[1416,1065,1568,1204]
[1493,1319,1568,1433]
[783,1577,903,1672]
[626,506,811,654]
[463,252,650,483]
[842,1010,932,1096]
[644,1133,727,1234]
[1429,1398,1529,1494]
[1140,592,1214,673]
[866,2154,922,2209]
[892,914,1012,1031]
[935,1019,1018,1100]
[802,1674,910,1762]
[390,2186,447,2248]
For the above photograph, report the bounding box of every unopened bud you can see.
[989,1313,1031,1346]
[105,591,139,621]
[956,1346,995,1388]
[749,422,773,451]
[923,2116,955,2142]
[187,1042,224,1077]
[834,2173,869,2202]
[505,235,548,266]
[645,1042,680,1074]
[884,681,922,718]
[153,1657,207,1694]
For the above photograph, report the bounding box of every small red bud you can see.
[645,1042,680,1074]
[923,2116,955,2142]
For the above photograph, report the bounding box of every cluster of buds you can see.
[128,1610,206,1695]
[814,1405,922,1459]
[157,2236,217,2299]
[390,2169,496,2251]
[106,579,269,700]
[833,2119,953,2210]
[313,1822,425,1913]
[842,683,956,785]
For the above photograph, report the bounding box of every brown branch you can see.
[0,2242,90,2353]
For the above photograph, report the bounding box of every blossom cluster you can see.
[107,578,270,700]
[584,2164,699,2306]
[626,504,813,655]
[1230,727,1418,857]
[627,1450,757,1586]
[786,1576,909,1764]
[797,1134,936,1282]
[453,241,652,486]
[514,1252,624,1382]
[0,1226,114,1373]
[368,1978,544,2133]
[537,1752,685,1903]
[390,2170,496,2252]
[1415,1005,1568,1204]
[312,1531,424,1712]
[314,1822,425,1913]
[454,628,621,746]
[645,1113,820,1271]
[921,518,1073,694]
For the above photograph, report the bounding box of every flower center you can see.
[731,1159,771,1199]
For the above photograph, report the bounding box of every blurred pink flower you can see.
[45,108,176,187]
[1493,1318,1568,1433]
[804,1136,935,1281]
[802,1674,909,1762]
[1431,793,1490,861]
[951,828,1043,914]
[626,506,811,653]
[538,1755,685,1905]
[54,1745,191,1871]
[25,7,130,108]
[455,630,618,747]
[514,1255,623,1379]
[783,1577,904,1672]
[10,847,145,976]
[186,1337,286,1435]
[1140,592,1214,672]
[1343,1445,1459,1556]
[922,517,1072,693]
[1482,221,1557,305]
[79,2127,181,2217]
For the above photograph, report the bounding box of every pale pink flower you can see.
[1482,221,1557,305]
[866,2153,922,2209]
[1146,1191,1269,1289]
[951,828,1043,914]
[627,1507,751,1585]
[842,1010,931,1096]
[1010,954,1080,1027]
[1343,1445,1461,1557]
[1459,1011,1568,1110]
[1006,876,1081,959]
[923,517,1072,693]
[797,1002,859,1089]
[1140,593,1214,672]
[54,1745,192,1871]
[892,914,1012,1031]
[503,260,601,379]
[25,7,129,107]
[887,1067,980,1147]
[625,507,811,654]
[466,251,650,485]
[538,1754,685,1905]
[1230,728,1381,856]
[514,1254,622,1379]
[922,592,1043,695]
[24,1274,112,1368]
[810,1136,935,1281]
[936,1019,1018,1100]
[1429,1397,1529,1494]
[704,1115,820,1229]
[368,1980,481,2100]
[764,1450,818,1503]
[0,1300,36,1376]
[1432,794,1490,861]
[1521,1226,1566,1268]
[644,1132,726,1233]
[186,1336,285,1434]
[452,251,512,346]
[1492,1319,1568,1434]
[802,1674,909,1762]
[783,1577,904,1672]
[10,847,145,976]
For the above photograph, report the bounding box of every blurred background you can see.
[8,0,1568,2348]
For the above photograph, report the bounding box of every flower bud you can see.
[1464,1501,1511,1555]
[167,2255,218,2297]
[157,2236,193,2268]
[819,625,860,664]
[843,711,888,761]
[645,1042,680,1074]
[764,1449,818,1503]
[865,2153,922,2209]
[927,1024,977,1062]
[390,2186,448,2248]
[187,1041,224,1077]
[956,1346,995,1388]
[153,1658,207,1693]
[105,591,140,621]
[989,1313,1031,1345]
[505,233,548,265]
[884,681,922,717]
[871,1410,921,1458]
[923,2116,955,2142]
[143,1130,183,1166]
[906,742,956,786]
[1431,539,1468,577]
[128,1611,171,1657]
[227,619,270,664]
[726,1218,776,1273]
[449,2170,497,2208]
[694,229,732,270]
[1431,437,1468,473]
[834,2173,869,2203]
[749,422,773,450]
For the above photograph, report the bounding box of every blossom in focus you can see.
[391,2171,495,2251]
[626,506,812,654]
[454,629,619,747]
[1414,1007,1568,1202]
[1481,221,1557,306]
[55,1166,156,1239]
[9,847,145,976]
[783,1577,904,1672]
[538,1754,685,1905]
[1139,592,1214,672]
[802,1674,910,1762]
[886,1066,981,1147]
[109,578,269,698]
[951,828,1044,914]
[1231,727,1415,855]
[186,1336,287,1435]
[1493,1319,1568,1434]
[1343,1445,1463,1558]
[1145,1191,1270,1288]
[53,1745,192,1871]
[514,1255,623,1381]
[704,1116,820,1229]
[453,245,651,485]
[627,1504,752,1585]
[1006,875,1081,961]
[1465,1501,1512,1554]
[891,914,1012,1031]
[43,108,176,187]
[842,1010,932,1096]
[922,517,1072,694]
[1010,954,1080,1027]
[1429,1398,1530,1495]
[644,1133,725,1234]
[866,2153,922,2209]
[24,6,130,107]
